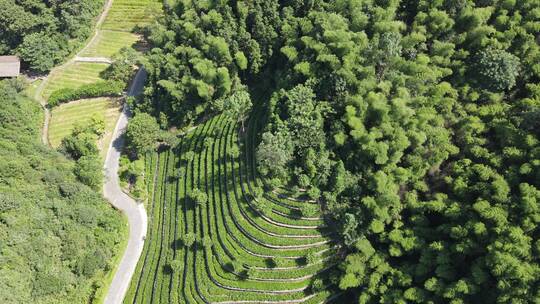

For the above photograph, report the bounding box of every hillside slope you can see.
[0,79,126,304]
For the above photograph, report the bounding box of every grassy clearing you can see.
[102,0,162,32]
[48,97,122,157]
[42,62,109,100]
[80,30,141,58]
[124,114,339,303]
[25,78,43,99]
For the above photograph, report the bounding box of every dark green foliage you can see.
[0,0,105,72]
[133,0,280,126]
[474,48,521,91]
[48,81,124,107]
[0,79,125,303]
[136,0,540,303]
[17,32,67,73]
[125,112,160,156]
[102,47,141,83]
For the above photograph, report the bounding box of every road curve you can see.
[103,68,148,304]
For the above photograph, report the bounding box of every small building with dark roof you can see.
[0,56,21,77]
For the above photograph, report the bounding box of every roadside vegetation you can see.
[49,97,122,157]
[0,79,126,304]
[128,1,540,303]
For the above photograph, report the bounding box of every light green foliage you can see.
[182,233,196,248]
[235,51,248,70]
[74,155,103,190]
[190,188,208,207]
[300,203,319,217]
[170,259,184,273]
[222,88,252,130]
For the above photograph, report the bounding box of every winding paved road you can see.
[103,68,148,304]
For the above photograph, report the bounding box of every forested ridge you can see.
[0,79,126,303]
[0,0,105,72]
[125,0,540,303]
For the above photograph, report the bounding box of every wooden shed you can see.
[0,56,21,77]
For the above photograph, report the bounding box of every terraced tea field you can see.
[124,113,343,303]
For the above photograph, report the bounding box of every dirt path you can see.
[35,0,114,145]
[103,68,148,304]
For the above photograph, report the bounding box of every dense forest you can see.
[129,0,540,303]
[0,79,126,303]
[0,0,105,72]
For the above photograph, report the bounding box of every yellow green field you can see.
[42,62,109,100]
[80,30,141,58]
[102,0,162,32]
[49,97,122,157]
[43,0,162,151]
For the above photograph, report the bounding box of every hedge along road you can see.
[103,68,148,304]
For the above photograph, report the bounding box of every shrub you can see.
[169,259,184,273]
[74,155,103,190]
[257,201,272,216]
[125,113,160,155]
[61,132,99,160]
[304,252,317,265]
[201,235,213,249]
[475,48,520,91]
[311,278,325,292]
[251,187,264,200]
[182,233,196,248]
[190,188,208,207]
[101,47,140,83]
[48,80,124,107]
[301,203,319,217]
[228,144,240,158]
